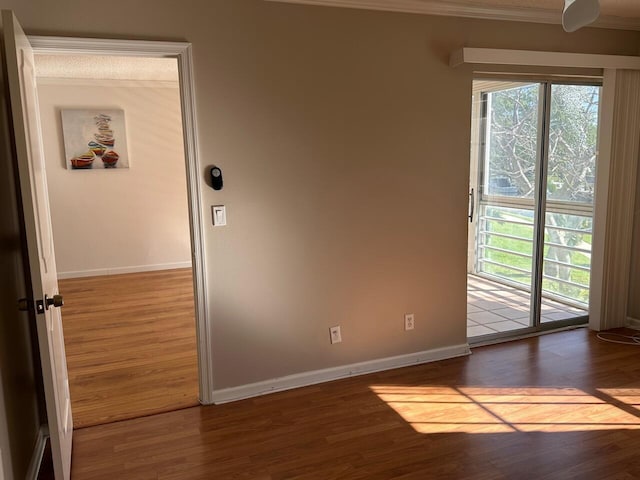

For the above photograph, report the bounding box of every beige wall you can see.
[36,79,191,277]
[3,0,639,391]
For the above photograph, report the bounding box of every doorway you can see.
[31,53,199,428]
[20,36,214,434]
[467,79,600,341]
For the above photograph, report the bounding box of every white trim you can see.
[211,344,471,404]
[28,36,189,57]
[176,43,214,405]
[467,90,481,273]
[264,0,640,31]
[56,261,192,279]
[27,35,214,405]
[26,425,48,480]
[450,48,640,70]
[36,77,179,88]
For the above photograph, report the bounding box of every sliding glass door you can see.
[540,84,598,323]
[467,79,600,341]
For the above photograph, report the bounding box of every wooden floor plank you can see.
[59,268,200,428]
[69,328,640,479]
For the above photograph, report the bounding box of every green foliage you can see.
[485,84,599,203]
[479,206,591,304]
[548,85,599,203]
[486,84,539,198]
[476,83,599,306]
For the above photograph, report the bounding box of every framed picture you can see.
[61,109,130,170]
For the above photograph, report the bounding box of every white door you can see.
[1,10,72,480]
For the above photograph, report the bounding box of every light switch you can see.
[212,205,226,226]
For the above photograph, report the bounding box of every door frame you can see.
[468,79,601,341]
[28,35,214,404]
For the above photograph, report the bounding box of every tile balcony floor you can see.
[467,274,588,338]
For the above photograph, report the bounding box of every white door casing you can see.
[27,34,212,404]
[1,10,72,480]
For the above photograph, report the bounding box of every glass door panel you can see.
[483,83,539,203]
[540,84,600,324]
[468,81,541,337]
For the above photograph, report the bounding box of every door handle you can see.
[17,297,47,314]
[45,294,64,309]
[469,188,475,223]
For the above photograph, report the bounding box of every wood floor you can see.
[59,268,199,428]
[70,328,640,479]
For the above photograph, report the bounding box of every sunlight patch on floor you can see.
[597,388,640,413]
[371,386,640,434]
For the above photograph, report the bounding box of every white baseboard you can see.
[26,425,48,480]
[211,343,471,404]
[627,316,640,330]
[57,261,192,279]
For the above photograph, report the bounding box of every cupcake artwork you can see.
[61,109,129,170]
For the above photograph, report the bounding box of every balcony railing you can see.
[475,203,592,308]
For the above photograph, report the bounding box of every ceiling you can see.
[266,0,640,30]
[34,55,179,82]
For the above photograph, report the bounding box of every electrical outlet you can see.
[330,325,342,344]
[404,313,415,331]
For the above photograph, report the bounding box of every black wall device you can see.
[210,166,223,190]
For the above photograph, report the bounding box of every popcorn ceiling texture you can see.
[35,55,178,81]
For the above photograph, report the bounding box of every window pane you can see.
[484,83,540,199]
[542,212,592,307]
[547,85,600,204]
[478,205,535,289]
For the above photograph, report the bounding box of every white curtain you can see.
[590,69,640,330]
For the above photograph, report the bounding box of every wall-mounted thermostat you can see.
[210,166,223,190]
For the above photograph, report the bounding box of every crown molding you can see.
[265,0,640,31]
